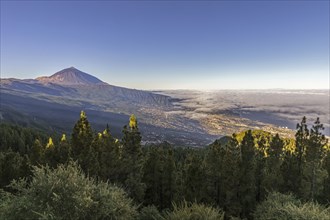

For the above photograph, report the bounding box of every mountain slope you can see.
[1,67,172,107]
[1,67,215,146]
[36,67,106,86]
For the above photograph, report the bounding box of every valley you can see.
[157,89,330,138]
[1,67,329,146]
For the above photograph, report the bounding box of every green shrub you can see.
[164,201,224,220]
[139,205,163,220]
[254,192,330,220]
[0,162,137,220]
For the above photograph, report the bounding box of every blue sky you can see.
[1,1,329,90]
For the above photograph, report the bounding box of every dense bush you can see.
[138,205,163,220]
[163,201,225,220]
[254,192,330,220]
[0,162,137,220]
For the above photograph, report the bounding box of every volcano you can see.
[36,67,106,86]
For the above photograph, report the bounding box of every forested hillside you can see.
[0,112,329,219]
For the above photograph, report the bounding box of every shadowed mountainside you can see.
[0,67,215,146]
[1,67,171,107]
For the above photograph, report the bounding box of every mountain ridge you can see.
[0,67,215,146]
[0,67,173,108]
[35,67,107,86]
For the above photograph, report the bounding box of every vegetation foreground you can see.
[0,112,329,219]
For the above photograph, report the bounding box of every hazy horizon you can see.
[1,66,330,91]
[1,1,329,90]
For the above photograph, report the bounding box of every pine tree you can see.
[239,130,256,219]
[321,150,330,203]
[205,140,225,207]
[143,146,162,207]
[86,142,100,177]
[183,149,207,204]
[142,143,177,209]
[161,144,177,209]
[280,149,296,193]
[44,137,56,167]
[87,130,114,178]
[71,111,93,158]
[30,139,44,165]
[98,128,121,182]
[302,118,328,200]
[255,136,267,202]
[71,111,94,171]
[120,114,145,202]
[53,134,71,165]
[294,116,309,195]
[264,133,284,192]
[222,134,241,217]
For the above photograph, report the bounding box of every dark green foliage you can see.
[302,118,328,200]
[138,205,163,220]
[71,111,94,168]
[1,113,329,219]
[0,123,48,154]
[70,111,101,176]
[120,115,146,202]
[29,138,44,165]
[0,162,138,220]
[143,146,162,206]
[182,149,207,203]
[97,131,121,182]
[143,143,177,209]
[264,133,284,192]
[0,150,30,190]
[205,140,226,207]
[239,130,256,219]
[280,149,298,193]
[44,137,57,167]
[205,135,242,218]
[221,135,241,217]
[161,145,177,207]
[53,136,71,165]
[280,117,329,201]
[294,116,310,195]
[322,152,330,203]
[255,137,267,202]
